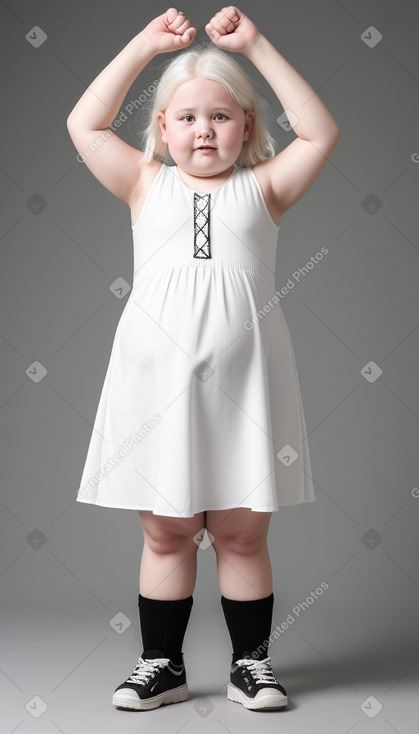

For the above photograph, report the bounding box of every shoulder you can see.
[242,161,282,228]
[246,159,274,189]
[138,158,166,188]
[130,159,166,227]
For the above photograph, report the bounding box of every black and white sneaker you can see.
[112,649,188,711]
[227,651,288,710]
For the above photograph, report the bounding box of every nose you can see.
[196,122,213,142]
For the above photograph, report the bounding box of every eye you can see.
[180,114,228,122]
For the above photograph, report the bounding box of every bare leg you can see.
[138,510,205,599]
[214,543,273,599]
[205,508,273,600]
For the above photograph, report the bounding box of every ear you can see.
[157,111,167,143]
[243,110,255,142]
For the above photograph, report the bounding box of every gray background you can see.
[1,0,419,732]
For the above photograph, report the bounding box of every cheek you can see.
[170,126,191,145]
[223,124,242,146]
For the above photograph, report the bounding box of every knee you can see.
[215,531,267,556]
[145,529,197,556]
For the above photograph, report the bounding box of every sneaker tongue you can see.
[232,650,253,662]
[142,649,166,659]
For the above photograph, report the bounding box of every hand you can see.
[142,7,196,54]
[205,6,261,54]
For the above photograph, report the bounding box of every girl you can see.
[68,6,340,713]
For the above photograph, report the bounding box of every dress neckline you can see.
[174,164,237,194]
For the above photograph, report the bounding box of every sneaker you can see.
[112,649,188,711]
[227,651,288,710]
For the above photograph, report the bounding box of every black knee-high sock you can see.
[138,593,193,666]
[221,593,274,662]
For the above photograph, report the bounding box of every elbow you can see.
[326,123,341,151]
[333,127,341,153]
[331,122,341,142]
[66,113,76,131]
[314,121,341,150]
[313,125,341,157]
[66,108,83,132]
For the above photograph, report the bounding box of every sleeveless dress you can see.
[76,162,316,517]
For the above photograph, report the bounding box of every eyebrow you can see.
[176,106,233,113]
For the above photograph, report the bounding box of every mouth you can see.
[196,146,216,150]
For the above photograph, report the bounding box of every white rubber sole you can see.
[227,682,288,710]
[112,683,188,711]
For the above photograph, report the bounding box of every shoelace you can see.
[237,656,279,685]
[126,656,170,685]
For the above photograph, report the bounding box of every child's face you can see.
[157,77,254,175]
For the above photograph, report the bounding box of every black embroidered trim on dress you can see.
[193,193,211,259]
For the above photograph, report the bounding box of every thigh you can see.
[205,508,272,545]
[138,510,206,543]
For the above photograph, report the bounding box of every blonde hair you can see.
[139,42,277,168]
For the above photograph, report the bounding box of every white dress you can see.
[76,162,316,516]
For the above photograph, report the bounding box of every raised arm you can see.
[66,9,196,207]
[244,33,341,214]
[205,7,341,215]
[66,34,156,206]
